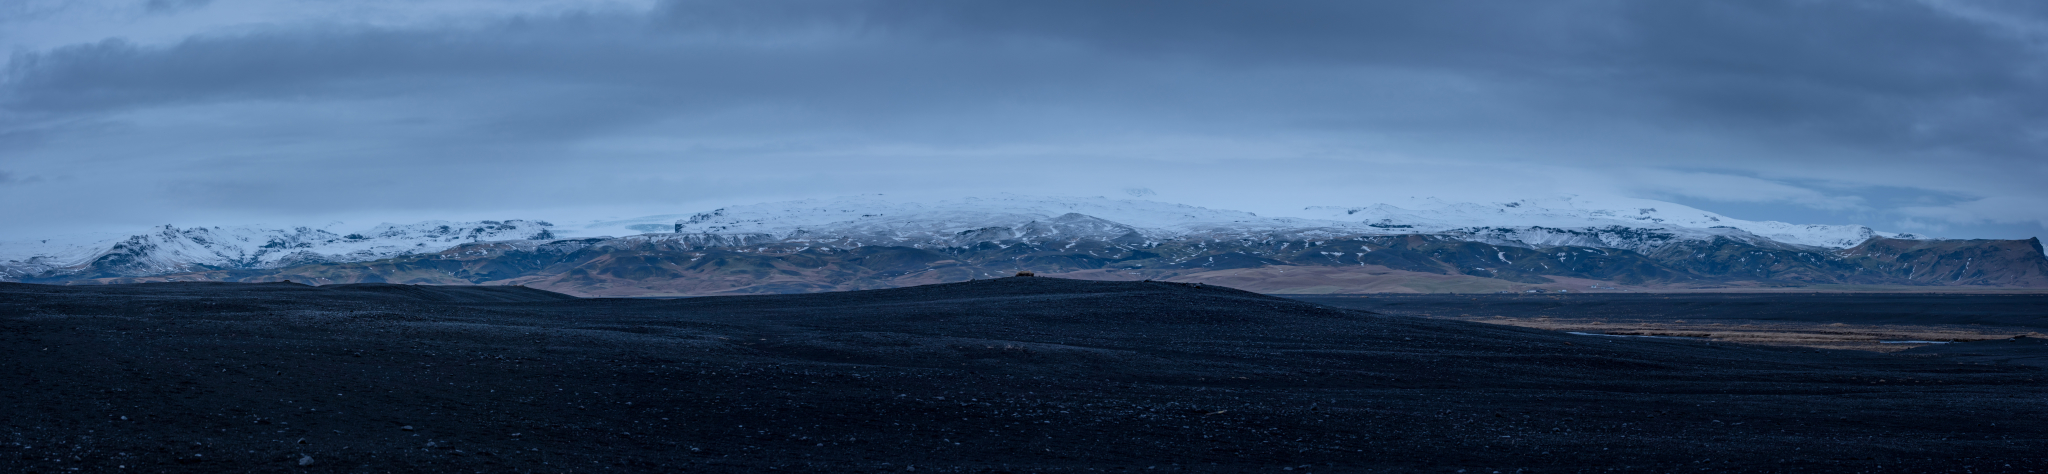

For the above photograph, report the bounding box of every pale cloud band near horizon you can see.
[2,0,2044,240]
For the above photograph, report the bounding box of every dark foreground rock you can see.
[1,278,2043,472]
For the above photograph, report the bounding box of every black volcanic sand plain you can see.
[2,279,2045,473]
[1292,293,2048,353]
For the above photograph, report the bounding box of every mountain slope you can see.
[1,220,556,281]
[7,195,2042,294]
[62,229,2048,296]
[1299,195,1917,249]
[1839,237,2048,287]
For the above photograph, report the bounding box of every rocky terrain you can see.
[0,220,557,282]
[51,232,2047,297]
[3,278,2044,472]
[7,196,2044,296]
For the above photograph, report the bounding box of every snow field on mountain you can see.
[1298,195,1913,249]
[2,194,1923,279]
[1,220,556,274]
[671,194,1911,250]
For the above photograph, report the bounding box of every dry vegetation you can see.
[1291,293,2048,353]
[1447,315,2044,352]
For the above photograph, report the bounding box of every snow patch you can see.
[1,220,557,279]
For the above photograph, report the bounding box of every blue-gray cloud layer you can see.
[2,0,2044,239]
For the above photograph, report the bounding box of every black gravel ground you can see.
[1288,293,2048,330]
[2,278,2044,473]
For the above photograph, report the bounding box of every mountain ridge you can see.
[1,220,556,281]
[4,195,2040,294]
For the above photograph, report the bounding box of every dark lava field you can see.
[2,278,2044,473]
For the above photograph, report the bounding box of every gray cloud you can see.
[0,170,44,186]
[143,0,213,15]
[1,0,2044,239]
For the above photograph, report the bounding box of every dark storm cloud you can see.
[2,0,2045,237]
[11,1,2039,156]
[740,0,2048,160]
[1610,2,2048,156]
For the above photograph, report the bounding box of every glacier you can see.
[658,194,1917,253]
[0,194,1926,282]
[1,220,556,280]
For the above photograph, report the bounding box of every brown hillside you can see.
[1840,237,2048,287]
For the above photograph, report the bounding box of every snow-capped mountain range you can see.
[1,220,555,280]
[1299,195,1917,249]
[659,194,1917,252]
[0,194,1934,283]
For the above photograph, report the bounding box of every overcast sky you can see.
[3,0,2045,240]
